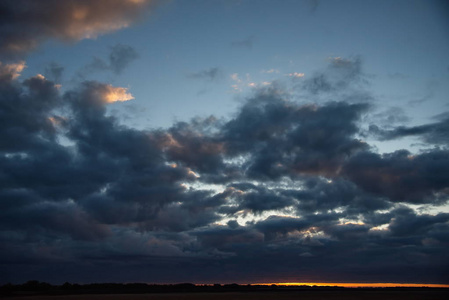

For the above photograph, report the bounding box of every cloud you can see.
[343,149,449,203]
[187,67,222,81]
[221,92,369,178]
[261,69,279,74]
[67,82,134,110]
[1,57,449,284]
[44,62,64,84]
[236,187,294,213]
[307,0,320,14]
[76,44,139,78]
[0,61,26,80]
[301,56,366,96]
[0,70,61,153]
[287,72,305,78]
[101,85,134,103]
[369,116,449,146]
[367,106,409,127]
[109,43,140,74]
[231,35,256,49]
[284,177,391,216]
[0,0,156,58]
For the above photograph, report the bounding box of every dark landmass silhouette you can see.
[1,280,449,299]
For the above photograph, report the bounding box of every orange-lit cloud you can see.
[100,84,134,103]
[0,61,26,80]
[0,0,158,58]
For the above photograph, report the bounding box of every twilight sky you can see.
[1,0,449,285]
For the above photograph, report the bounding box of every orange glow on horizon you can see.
[252,282,449,288]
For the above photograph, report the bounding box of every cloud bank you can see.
[0,2,448,284]
[1,56,448,284]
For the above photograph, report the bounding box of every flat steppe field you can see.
[4,290,449,300]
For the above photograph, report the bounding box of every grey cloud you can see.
[194,226,263,252]
[254,213,339,242]
[302,57,366,95]
[387,206,449,237]
[78,44,139,78]
[308,0,320,14]
[236,188,294,213]
[367,106,409,126]
[0,72,60,153]
[369,115,449,145]
[135,190,226,232]
[221,92,369,179]
[109,44,139,74]
[343,149,449,203]
[231,35,256,49]
[187,67,222,81]
[1,71,193,241]
[323,223,371,241]
[2,57,449,284]
[283,177,391,216]
[82,57,110,75]
[0,200,109,241]
[44,62,64,84]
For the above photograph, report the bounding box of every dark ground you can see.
[3,290,449,300]
[2,283,448,299]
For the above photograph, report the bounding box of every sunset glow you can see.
[1,0,449,286]
[255,283,449,288]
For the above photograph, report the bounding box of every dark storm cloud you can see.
[236,187,294,213]
[130,190,227,232]
[3,0,448,284]
[369,115,449,145]
[151,121,226,174]
[387,206,449,237]
[1,57,449,285]
[343,149,449,203]
[187,67,222,81]
[282,177,391,216]
[0,70,60,152]
[221,91,369,178]
[0,200,110,241]
[254,213,339,242]
[194,225,263,252]
[0,0,156,59]
[0,65,202,265]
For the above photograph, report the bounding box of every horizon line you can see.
[250,282,449,288]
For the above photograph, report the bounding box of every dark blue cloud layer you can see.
[1,56,449,284]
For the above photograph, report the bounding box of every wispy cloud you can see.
[231,35,256,49]
[76,44,139,79]
[287,72,305,78]
[261,69,280,74]
[187,67,222,81]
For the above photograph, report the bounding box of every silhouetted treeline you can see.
[1,280,444,297]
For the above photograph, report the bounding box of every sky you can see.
[1,0,449,285]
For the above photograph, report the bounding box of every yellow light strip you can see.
[253,282,449,288]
